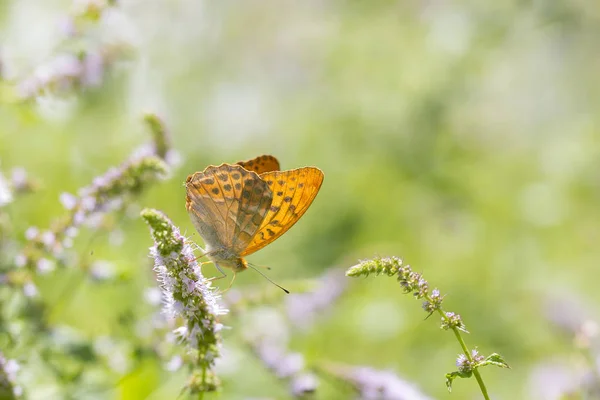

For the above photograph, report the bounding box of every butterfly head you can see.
[206,251,249,273]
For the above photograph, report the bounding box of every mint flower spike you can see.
[0,352,21,399]
[346,256,403,277]
[318,362,433,400]
[15,155,168,286]
[143,113,171,160]
[346,256,507,400]
[141,208,227,395]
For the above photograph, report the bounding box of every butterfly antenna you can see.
[247,264,289,294]
[247,262,271,271]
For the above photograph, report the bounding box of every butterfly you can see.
[185,155,324,289]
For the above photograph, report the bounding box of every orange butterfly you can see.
[185,155,324,289]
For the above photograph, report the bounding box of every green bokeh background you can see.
[2,1,600,399]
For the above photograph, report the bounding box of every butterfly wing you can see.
[237,155,280,175]
[240,167,324,256]
[185,164,273,254]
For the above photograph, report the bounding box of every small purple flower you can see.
[325,363,433,400]
[40,231,56,248]
[51,53,83,79]
[64,227,78,238]
[80,196,96,211]
[16,77,39,99]
[82,51,104,87]
[0,353,21,398]
[25,227,39,240]
[276,352,304,378]
[23,282,38,298]
[10,167,29,192]
[57,16,78,37]
[14,254,26,268]
[36,258,56,275]
[291,373,318,396]
[59,192,78,210]
[0,171,12,207]
[90,260,116,281]
[164,355,183,372]
[286,268,347,331]
[456,354,470,371]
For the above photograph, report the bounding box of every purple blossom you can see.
[14,254,26,268]
[528,361,585,399]
[40,231,56,248]
[59,192,78,210]
[286,268,347,331]
[164,355,183,372]
[57,16,78,38]
[36,258,56,275]
[24,227,38,240]
[0,171,12,207]
[0,353,21,398]
[82,51,104,87]
[23,282,38,298]
[291,373,318,397]
[89,261,116,281]
[250,339,317,398]
[10,167,31,192]
[326,364,433,400]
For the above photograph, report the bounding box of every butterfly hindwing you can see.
[237,155,280,175]
[240,167,324,256]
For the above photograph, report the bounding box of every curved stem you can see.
[451,327,490,400]
[436,308,490,400]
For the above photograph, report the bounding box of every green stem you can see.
[436,308,490,400]
[198,365,207,400]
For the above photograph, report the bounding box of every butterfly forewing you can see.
[186,164,271,253]
[240,167,324,256]
[230,171,274,253]
[237,155,280,175]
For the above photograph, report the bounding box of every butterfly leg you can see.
[216,272,236,294]
[224,272,237,293]
[193,251,212,263]
[207,263,227,282]
[209,266,236,295]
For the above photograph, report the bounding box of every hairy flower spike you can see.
[249,339,319,398]
[347,255,503,396]
[141,208,227,394]
[17,155,168,281]
[422,289,443,313]
[15,1,130,101]
[143,113,171,160]
[442,312,468,333]
[321,362,433,400]
[345,256,403,277]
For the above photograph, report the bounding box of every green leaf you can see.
[445,370,472,392]
[475,353,510,369]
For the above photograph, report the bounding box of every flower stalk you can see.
[141,208,227,395]
[347,256,509,399]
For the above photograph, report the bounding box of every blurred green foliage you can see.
[2,1,600,399]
